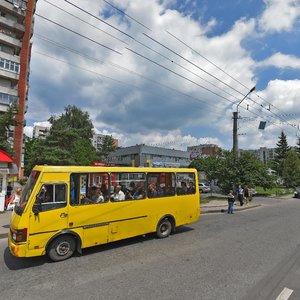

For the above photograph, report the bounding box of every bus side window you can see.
[176,173,196,195]
[33,184,67,212]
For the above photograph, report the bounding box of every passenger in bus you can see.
[181,181,188,194]
[100,183,108,197]
[83,186,103,204]
[187,182,196,194]
[133,186,145,199]
[111,185,125,201]
[156,183,165,197]
[148,183,158,198]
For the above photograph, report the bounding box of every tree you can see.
[24,106,97,175]
[274,131,291,177]
[282,151,300,187]
[190,151,274,193]
[0,103,21,155]
[99,135,117,160]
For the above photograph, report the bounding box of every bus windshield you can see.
[15,170,41,215]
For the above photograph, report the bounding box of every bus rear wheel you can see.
[156,218,172,238]
[47,235,76,262]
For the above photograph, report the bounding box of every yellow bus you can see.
[9,166,200,261]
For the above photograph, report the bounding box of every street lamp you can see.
[232,86,256,154]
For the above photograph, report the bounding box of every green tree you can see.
[274,131,291,177]
[282,151,300,187]
[190,151,274,193]
[99,135,117,160]
[0,103,21,155]
[25,106,97,175]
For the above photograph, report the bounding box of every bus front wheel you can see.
[156,218,172,238]
[47,235,76,262]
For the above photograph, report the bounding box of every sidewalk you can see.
[0,210,11,239]
[201,200,261,214]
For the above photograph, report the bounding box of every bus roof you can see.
[33,165,197,173]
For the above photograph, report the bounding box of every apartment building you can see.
[107,144,191,167]
[241,147,276,164]
[0,0,37,176]
[92,133,119,151]
[33,125,49,139]
[187,144,222,159]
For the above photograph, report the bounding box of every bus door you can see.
[68,173,109,248]
[28,183,68,251]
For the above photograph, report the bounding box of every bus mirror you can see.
[32,205,40,215]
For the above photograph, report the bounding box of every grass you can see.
[200,195,226,203]
[255,186,294,197]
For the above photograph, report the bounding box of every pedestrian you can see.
[244,185,250,205]
[227,190,235,214]
[236,185,244,206]
[7,187,22,211]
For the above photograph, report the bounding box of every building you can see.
[107,144,191,167]
[241,147,276,164]
[33,125,49,139]
[92,133,118,151]
[0,0,37,176]
[187,144,222,159]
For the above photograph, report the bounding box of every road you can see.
[1,197,300,300]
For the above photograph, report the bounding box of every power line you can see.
[96,0,299,130]
[32,47,226,116]
[35,13,122,55]
[62,0,134,39]
[42,0,128,44]
[166,30,300,130]
[102,0,151,31]
[34,1,295,132]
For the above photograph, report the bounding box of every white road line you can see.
[276,287,294,300]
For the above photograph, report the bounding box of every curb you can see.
[201,204,261,214]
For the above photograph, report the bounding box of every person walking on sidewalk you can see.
[236,185,244,206]
[227,190,235,214]
[244,185,250,205]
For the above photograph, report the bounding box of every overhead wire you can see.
[42,0,128,44]
[35,13,122,55]
[33,34,228,115]
[100,0,299,130]
[34,1,288,132]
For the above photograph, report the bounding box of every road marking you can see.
[276,287,293,300]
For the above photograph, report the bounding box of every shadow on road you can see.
[3,226,194,269]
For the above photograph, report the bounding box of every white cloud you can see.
[257,52,300,69]
[259,0,300,33]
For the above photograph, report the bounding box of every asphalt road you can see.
[1,197,300,300]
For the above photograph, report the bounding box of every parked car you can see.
[199,183,211,193]
[294,187,300,198]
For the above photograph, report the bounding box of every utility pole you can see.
[232,86,256,155]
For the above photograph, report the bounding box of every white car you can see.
[199,183,211,193]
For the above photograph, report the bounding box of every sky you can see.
[24,0,300,151]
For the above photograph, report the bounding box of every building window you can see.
[0,58,20,74]
[0,92,18,105]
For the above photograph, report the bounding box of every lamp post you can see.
[232,86,256,154]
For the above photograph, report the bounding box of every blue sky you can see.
[24,0,300,151]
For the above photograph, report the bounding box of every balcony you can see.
[0,16,25,33]
[1,1,26,18]
[0,85,18,96]
[0,68,19,81]
[0,32,22,48]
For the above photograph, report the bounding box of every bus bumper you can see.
[8,234,27,257]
